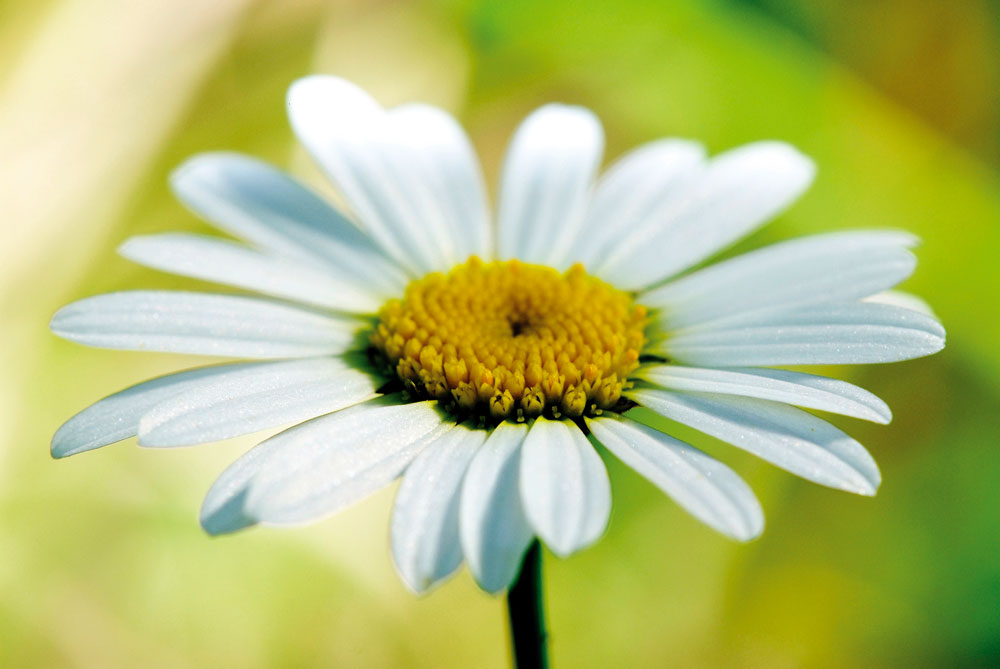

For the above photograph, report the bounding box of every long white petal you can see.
[566,139,706,269]
[200,399,447,536]
[656,302,946,366]
[389,103,491,261]
[138,357,380,447]
[634,365,891,424]
[50,291,365,358]
[287,76,453,274]
[170,152,407,296]
[596,141,816,290]
[864,290,937,317]
[587,415,763,540]
[119,233,382,313]
[629,389,881,495]
[519,417,611,557]
[241,399,447,526]
[497,104,604,265]
[459,422,533,594]
[51,362,264,458]
[642,231,919,329]
[391,425,487,594]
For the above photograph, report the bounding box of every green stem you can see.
[506,540,549,669]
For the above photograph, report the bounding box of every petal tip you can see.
[50,437,74,459]
[199,492,257,536]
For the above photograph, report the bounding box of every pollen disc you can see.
[370,258,647,422]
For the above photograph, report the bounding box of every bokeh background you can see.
[2,0,999,666]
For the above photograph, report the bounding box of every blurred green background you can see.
[2,0,998,666]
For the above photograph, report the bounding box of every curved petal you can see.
[241,398,447,526]
[391,425,487,594]
[864,290,937,317]
[119,233,382,313]
[634,365,891,424]
[459,421,533,594]
[50,291,365,359]
[497,104,604,265]
[519,417,611,557]
[587,415,763,541]
[388,103,491,260]
[629,389,881,495]
[287,76,455,274]
[170,152,407,296]
[566,138,706,269]
[51,362,265,458]
[596,141,816,290]
[642,231,919,330]
[138,357,380,447]
[656,302,946,366]
[200,399,449,535]
[199,435,271,536]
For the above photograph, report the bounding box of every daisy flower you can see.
[51,76,945,603]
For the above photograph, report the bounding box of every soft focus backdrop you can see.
[2,0,998,666]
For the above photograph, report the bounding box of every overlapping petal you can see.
[519,417,611,557]
[52,362,265,458]
[497,104,604,266]
[629,389,881,495]
[138,357,380,447]
[171,152,407,296]
[388,103,492,261]
[565,138,706,270]
[595,141,815,290]
[587,415,763,541]
[460,422,533,593]
[392,425,487,593]
[634,365,891,423]
[119,233,383,313]
[657,302,946,366]
[642,230,919,329]
[51,291,366,358]
[288,76,485,275]
[202,398,447,532]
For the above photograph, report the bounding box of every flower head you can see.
[51,75,945,594]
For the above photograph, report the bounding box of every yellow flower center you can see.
[369,257,647,422]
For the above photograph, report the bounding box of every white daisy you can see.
[51,75,945,596]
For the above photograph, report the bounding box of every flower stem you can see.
[506,540,549,669]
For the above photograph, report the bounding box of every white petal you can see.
[119,233,382,313]
[642,231,918,329]
[566,139,706,269]
[596,141,816,290]
[634,365,891,424]
[138,357,380,447]
[657,302,946,366]
[497,104,604,265]
[242,399,447,525]
[388,103,492,260]
[50,291,365,358]
[391,425,487,594]
[459,422,533,594]
[171,152,407,296]
[52,362,262,458]
[586,415,763,541]
[200,435,271,535]
[287,76,453,274]
[629,389,881,495]
[519,417,611,557]
[200,399,447,536]
[864,290,937,317]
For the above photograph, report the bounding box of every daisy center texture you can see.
[369,257,647,422]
